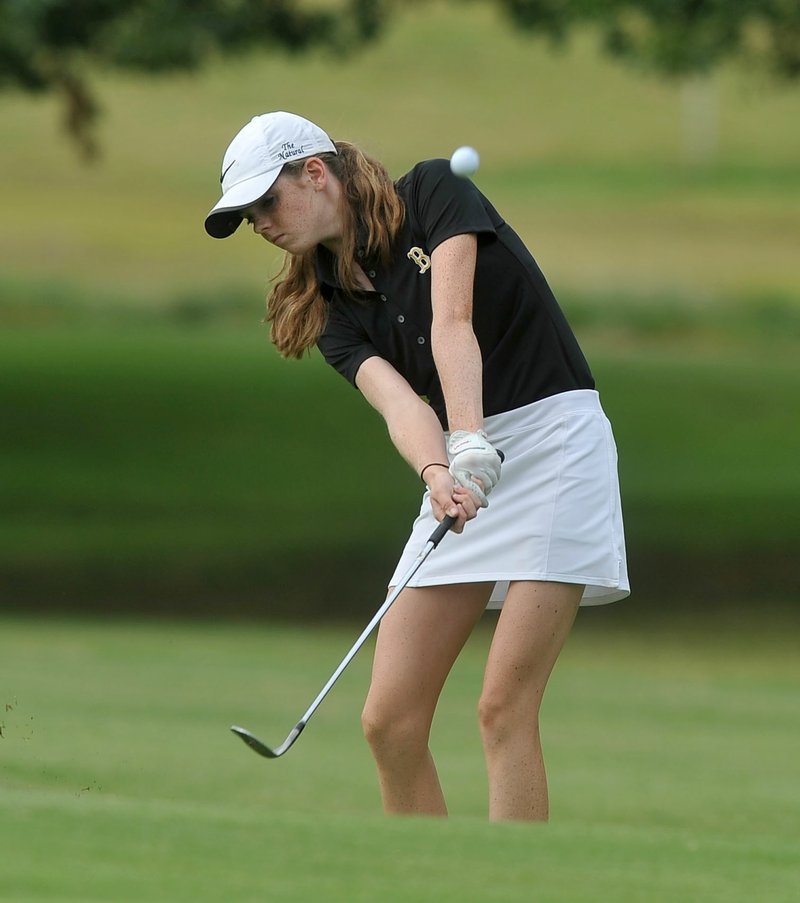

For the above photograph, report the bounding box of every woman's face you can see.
[241,159,342,255]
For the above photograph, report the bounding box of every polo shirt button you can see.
[397,315,405,323]
[368,270,376,278]
[417,336,425,345]
[380,294,387,302]
[357,248,365,258]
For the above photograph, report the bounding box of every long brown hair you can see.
[266,141,405,359]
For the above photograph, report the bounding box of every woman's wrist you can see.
[419,461,450,485]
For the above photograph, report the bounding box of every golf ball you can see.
[450,146,480,178]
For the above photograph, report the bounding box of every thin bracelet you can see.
[420,462,449,483]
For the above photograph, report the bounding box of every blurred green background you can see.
[2,1,799,616]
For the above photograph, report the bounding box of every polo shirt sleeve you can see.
[316,297,379,388]
[410,159,498,252]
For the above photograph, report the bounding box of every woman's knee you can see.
[360,698,389,748]
[477,684,540,746]
[361,698,431,759]
[477,688,507,741]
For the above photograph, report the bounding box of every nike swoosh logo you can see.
[220,159,236,184]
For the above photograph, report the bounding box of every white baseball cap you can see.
[204,111,337,239]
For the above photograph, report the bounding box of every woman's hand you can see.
[425,466,483,534]
[353,357,488,532]
[447,430,502,507]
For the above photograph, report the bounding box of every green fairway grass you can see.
[1,615,798,901]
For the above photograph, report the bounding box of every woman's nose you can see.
[251,212,271,235]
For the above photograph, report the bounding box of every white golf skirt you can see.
[389,390,630,608]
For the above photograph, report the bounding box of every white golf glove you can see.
[448,430,502,508]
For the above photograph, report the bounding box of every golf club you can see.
[231,513,457,759]
[231,445,504,760]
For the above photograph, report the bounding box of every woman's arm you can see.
[429,233,502,505]
[430,233,483,432]
[355,356,479,530]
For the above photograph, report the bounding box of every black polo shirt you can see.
[316,158,594,430]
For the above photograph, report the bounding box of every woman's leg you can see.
[479,580,582,822]
[362,582,492,816]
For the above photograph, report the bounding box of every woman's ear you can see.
[304,157,327,189]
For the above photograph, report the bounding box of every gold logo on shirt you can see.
[406,247,431,274]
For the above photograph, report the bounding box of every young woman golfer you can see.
[205,111,629,821]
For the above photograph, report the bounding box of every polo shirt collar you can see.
[314,221,373,289]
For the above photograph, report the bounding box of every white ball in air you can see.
[449,146,480,178]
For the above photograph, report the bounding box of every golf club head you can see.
[230,725,281,758]
[230,722,305,759]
